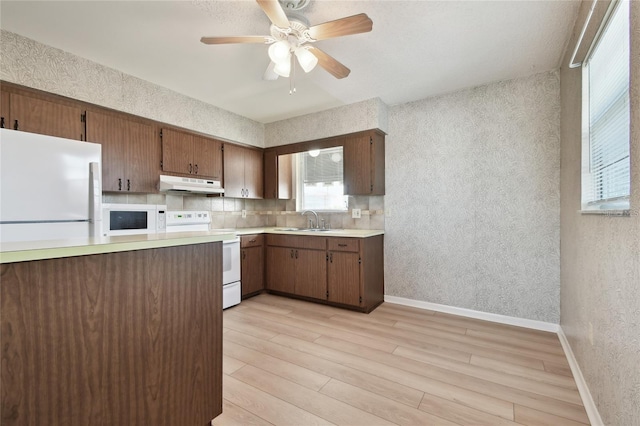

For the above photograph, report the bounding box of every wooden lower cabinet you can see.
[266,246,296,294]
[327,250,360,306]
[265,234,384,312]
[294,248,327,300]
[241,234,264,298]
[0,243,223,426]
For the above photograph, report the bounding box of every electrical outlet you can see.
[352,208,361,219]
[589,322,594,345]
[241,209,247,219]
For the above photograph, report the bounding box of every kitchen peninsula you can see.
[0,232,234,425]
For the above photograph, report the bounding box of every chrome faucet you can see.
[301,210,319,229]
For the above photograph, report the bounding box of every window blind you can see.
[585,0,630,206]
[297,147,348,211]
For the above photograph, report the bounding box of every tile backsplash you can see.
[102,194,384,230]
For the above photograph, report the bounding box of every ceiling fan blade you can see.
[263,62,279,80]
[256,0,290,29]
[308,13,373,41]
[200,36,270,45]
[308,47,350,79]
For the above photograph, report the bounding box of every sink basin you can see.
[274,227,302,231]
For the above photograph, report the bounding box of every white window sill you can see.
[579,209,632,216]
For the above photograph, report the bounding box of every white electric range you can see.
[166,211,241,309]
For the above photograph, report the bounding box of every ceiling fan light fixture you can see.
[268,40,291,64]
[273,60,291,77]
[294,46,318,73]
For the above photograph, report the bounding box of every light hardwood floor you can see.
[213,294,588,426]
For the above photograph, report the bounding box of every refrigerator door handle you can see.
[89,161,103,238]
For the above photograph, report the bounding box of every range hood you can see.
[159,175,224,195]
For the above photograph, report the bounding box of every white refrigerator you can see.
[0,129,102,243]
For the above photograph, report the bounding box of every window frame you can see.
[580,0,631,213]
[295,148,348,213]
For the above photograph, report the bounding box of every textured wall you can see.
[560,1,640,425]
[385,70,561,323]
[264,97,388,147]
[0,30,264,147]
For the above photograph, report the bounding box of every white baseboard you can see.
[557,327,604,426]
[383,295,559,333]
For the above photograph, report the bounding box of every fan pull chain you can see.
[289,53,296,95]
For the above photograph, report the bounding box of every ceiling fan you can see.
[200,0,373,84]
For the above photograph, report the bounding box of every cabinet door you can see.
[1,90,9,129]
[244,148,264,199]
[222,143,245,198]
[327,251,360,306]
[278,154,293,199]
[263,150,278,199]
[343,133,372,195]
[10,93,83,140]
[162,128,193,175]
[125,119,160,193]
[241,246,264,297]
[266,247,295,294]
[86,111,126,192]
[295,249,327,300]
[193,136,222,180]
[371,131,385,195]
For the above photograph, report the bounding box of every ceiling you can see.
[0,1,580,124]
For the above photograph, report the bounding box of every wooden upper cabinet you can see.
[162,128,192,175]
[223,143,263,199]
[343,130,385,195]
[161,128,222,179]
[264,151,293,200]
[1,90,9,129]
[193,135,222,179]
[222,143,245,198]
[9,92,84,140]
[244,147,264,199]
[86,110,159,193]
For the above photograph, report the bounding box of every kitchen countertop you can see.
[0,231,236,264]
[234,227,385,238]
[0,227,384,264]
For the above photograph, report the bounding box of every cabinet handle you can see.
[194,164,198,174]
[242,250,246,260]
[13,119,19,130]
[290,249,294,258]
[329,253,333,263]
[0,117,5,128]
[338,244,347,247]
[127,179,131,191]
[118,178,122,191]
[249,239,256,243]
[295,250,298,259]
[189,163,193,174]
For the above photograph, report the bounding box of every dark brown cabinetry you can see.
[0,242,223,425]
[223,143,263,199]
[241,234,265,298]
[327,237,361,306]
[161,128,222,179]
[263,129,385,197]
[1,90,9,129]
[5,92,84,140]
[86,110,160,193]
[343,130,385,195]
[264,151,292,199]
[266,235,327,300]
[265,234,384,312]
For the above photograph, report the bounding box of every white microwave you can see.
[102,203,167,236]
